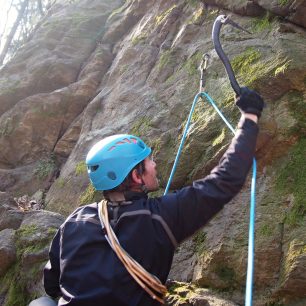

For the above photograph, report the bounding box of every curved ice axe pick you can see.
[212,15,251,96]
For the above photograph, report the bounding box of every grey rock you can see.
[0,229,16,276]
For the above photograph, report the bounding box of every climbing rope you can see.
[164,15,257,306]
[98,200,167,304]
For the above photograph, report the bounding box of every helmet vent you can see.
[89,165,99,172]
[108,138,134,152]
[107,171,117,180]
[108,146,116,151]
[137,140,145,149]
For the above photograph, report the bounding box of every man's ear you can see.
[131,169,142,185]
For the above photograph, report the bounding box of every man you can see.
[33,87,263,306]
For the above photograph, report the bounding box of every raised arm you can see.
[159,87,264,243]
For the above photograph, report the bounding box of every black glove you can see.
[235,87,265,118]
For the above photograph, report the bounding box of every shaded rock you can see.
[103,0,155,44]
[254,0,306,28]
[0,163,55,196]
[19,210,64,242]
[31,189,44,207]
[202,0,265,16]
[169,240,198,282]
[0,171,16,191]
[54,115,82,157]
[0,209,65,303]
[0,207,24,231]
[0,229,16,277]
[0,0,123,195]
[0,191,17,208]
[0,193,24,230]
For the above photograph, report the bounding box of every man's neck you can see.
[106,187,148,202]
[107,191,126,202]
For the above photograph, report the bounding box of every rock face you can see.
[0,193,64,305]
[0,0,305,305]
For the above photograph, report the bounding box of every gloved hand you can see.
[235,87,265,118]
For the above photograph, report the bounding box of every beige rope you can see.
[99,200,167,304]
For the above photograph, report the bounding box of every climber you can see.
[29,87,264,306]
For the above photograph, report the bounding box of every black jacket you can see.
[44,118,258,306]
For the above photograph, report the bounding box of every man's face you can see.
[141,157,159,192]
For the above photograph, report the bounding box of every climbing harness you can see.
[164,15,257,306]
[98,200,167,304]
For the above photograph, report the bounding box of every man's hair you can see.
[103,160,146,198]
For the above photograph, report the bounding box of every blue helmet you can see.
[86,134,151,191]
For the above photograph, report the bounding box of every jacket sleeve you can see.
[43,228,62,298]
[158,117,259,243]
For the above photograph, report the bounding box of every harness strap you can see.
[98,200,167,304]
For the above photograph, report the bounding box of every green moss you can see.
[130,116,152,136]
[132,33,147,46]
[212,128,226,147]
[286,91,306,136]
[215,266,236,283]
[55,177,66,188]
[190,6,205,24]
[266,301,284,306]
[274,60,291,76]
[17,224,38,237]
[259,224,273,236]
[0,118,14,137]
[108,0,130,21]
[1,260,45,305]
[34,155,56,179]
[251,13,274,32]
[193,231,206,254]
[16,224,50,258]
[186,0,200,8]
[189,96,205,122]
[166,281,195,304]
[153,134,177,186]
[281,239,306,285]
[158,50,176,71]
[207,9,219,20]
[232,47,261,77]
[231,47,287,87]
[79,183,101,205]
[0,264,30,306]
[47,227,58,237]
[156,5,177,26]
[119,64,129,75]
[276,138,306,226]
[20,242,47,257]
[147,137,162,154]
[75,161,87,176]
[1,223,54,305]
[0,80,21,96]
[183,51,203,77]
[278,0,288,6]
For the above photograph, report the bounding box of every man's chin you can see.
[147,184,160,193]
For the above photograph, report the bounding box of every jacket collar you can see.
[123,191,148,201]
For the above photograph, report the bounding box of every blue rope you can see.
[164,92,202,195]
[245,157,257,306]
[164,91,256,306]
